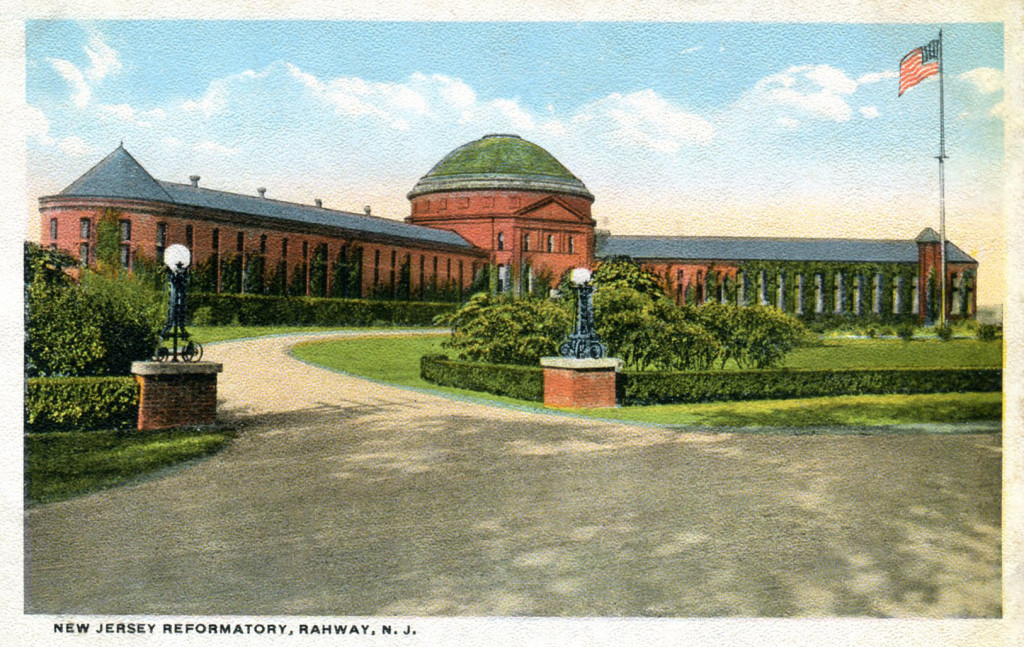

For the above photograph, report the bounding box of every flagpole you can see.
[937,28,947,328]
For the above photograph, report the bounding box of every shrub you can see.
[936,324,953,341]
[977,323,1001,341]
[689,303,805,369]
[420,354,544,401]
[896,324,915,341]
[441,293,571,365]
[79,271,164,375]
[621,367,1002,406]
[595,287,719,370]
[26,376,139,433]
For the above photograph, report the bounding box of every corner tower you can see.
[406,134,595,291]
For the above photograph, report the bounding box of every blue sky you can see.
[24,20,1006,303]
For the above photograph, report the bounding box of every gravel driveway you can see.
[24,332,1001,617]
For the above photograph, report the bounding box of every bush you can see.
[896,324,915,341]
[440,293,571,365]
[188,293,458,328]
[621,367,1002,406]
[977,324,1001,341]
[26,376,139,433]
[595,287,719,370]
[421,354,544,401]
[936,324,953,341]
[25,244,163,377]
[689,303,805,369]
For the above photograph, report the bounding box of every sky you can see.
[23,20,1006,305]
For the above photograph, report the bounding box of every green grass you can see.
[26,428,234,505]
[291,334,1003,428]
[784,339,1003,370]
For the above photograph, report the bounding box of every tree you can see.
[689,303,804,369]
[592,256,665,299]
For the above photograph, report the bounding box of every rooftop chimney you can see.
[315,199,323,208]
[364,205,372,216]
[257,187,267,198]
[189,175,200,187]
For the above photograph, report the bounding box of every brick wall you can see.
[542,366,617,408]
[134,372,218,431]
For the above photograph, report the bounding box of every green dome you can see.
[408,134,593,200]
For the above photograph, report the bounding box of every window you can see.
[120,220,131,242]
[497,232,504,250]
[568,236,574,254]
[78,242,90,265]
[447,258,451,279]
[547,234,554,253]
[79,218,91,239]
[120,244,131,268]
[302,241,308,259]
[185,225,193,249]
[523,233,530,251]
[212,228,220,251]
[49,218,58,239]
[374,249,380,284]
[156,223,167,264]
[282,238,288,259]
[260,234,267,254]
[236,232,244,252]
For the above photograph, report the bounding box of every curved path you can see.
[25,332,1001,617]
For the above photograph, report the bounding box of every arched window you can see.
[568,236,574,254]
[547,234,554,252]
[523,233,530,251]
[497,232,504,250]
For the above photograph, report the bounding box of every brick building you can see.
[39,134,977,320]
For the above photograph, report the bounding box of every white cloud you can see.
[681,46,702,55]
[856,70,897,85]
[990,99,1009,120]
[748,64,875,124]
[83,33,122,82]
[58,136,93,156]
[958,67,1003,94]
[48,58,90,108]
[859,106,879,119]
[573,89,714,153]
[46,32,122,110]
[183,84,228,117]
[777,117,799,129]
[26,105,53,145]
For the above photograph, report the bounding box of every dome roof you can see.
[408,134,593,201]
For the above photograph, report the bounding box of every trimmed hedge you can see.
[420,354,544,401]
[621,367,1002,406]
[26,376,139,433]
[420,354,1000,406]
[190,293,458,327]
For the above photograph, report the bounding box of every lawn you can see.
[290,334,1003,428]
[188,325,433,345]
[26,428,234,505]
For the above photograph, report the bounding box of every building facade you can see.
[39,135,978,320]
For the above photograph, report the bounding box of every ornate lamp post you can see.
[559,267,606,359]
[156,244,203,362]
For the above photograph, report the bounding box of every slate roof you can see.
[52,146,477,250]
[599,235,977,264]
[408,134,593,200]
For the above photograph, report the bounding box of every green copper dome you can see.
[408,134,593,200]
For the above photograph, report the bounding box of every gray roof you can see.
[54,146,476,250]
[599,235,976,264]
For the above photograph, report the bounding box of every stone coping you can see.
[131,361,223,376]
[540,357,623,371]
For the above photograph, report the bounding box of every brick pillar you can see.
[131,362,223,431]
[540,357,621,408]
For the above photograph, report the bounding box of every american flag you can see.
[899,39,940,96]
